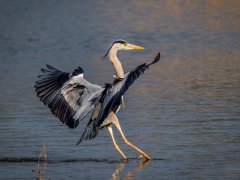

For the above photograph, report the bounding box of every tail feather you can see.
[76,121,99,145]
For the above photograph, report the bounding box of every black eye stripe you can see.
[114,39,127,44]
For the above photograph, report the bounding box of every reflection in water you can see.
[112,159,151,180]
[112,162,125,180]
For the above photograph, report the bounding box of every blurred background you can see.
[0,0,239,179]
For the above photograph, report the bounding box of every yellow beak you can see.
[126,43,144,50]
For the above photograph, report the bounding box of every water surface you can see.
[0,0,239,179]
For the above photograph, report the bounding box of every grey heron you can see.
[35,40,160,160]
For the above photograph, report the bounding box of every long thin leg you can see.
[107,125,127,159]
[110,113,152,160]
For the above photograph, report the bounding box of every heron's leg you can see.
[111,113,152,160]
[107,125,127,159]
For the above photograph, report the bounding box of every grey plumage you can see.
[35,65,103,129]
[35,53,160,143]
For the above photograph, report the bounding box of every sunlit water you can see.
[0,0,239,179]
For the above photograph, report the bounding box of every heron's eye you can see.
[123,43,127,46]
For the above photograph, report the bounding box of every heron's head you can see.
[101,39,144,60]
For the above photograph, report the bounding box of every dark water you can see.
[0,0,239,179]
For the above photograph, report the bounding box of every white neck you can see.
[108,48,124,79]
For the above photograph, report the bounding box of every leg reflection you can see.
[111,159,151,180]
[112,162,126,180]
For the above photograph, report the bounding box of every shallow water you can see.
[0,0,239,179]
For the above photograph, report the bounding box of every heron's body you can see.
[35,40,160,160]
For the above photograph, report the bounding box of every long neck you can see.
[108,48,124,79]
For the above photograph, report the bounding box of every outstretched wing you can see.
[35,65,103,128]
[96,52,161,126]
[77,52,160,143]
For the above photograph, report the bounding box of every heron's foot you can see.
[146,156,153,160]
[142,153,152,160]
[137,154,152,160]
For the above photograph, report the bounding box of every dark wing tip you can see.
[156,52,161,61]
[67,118,79,129]
[149,52,161,66]
[71,67,84,77]
[40,64,57,74]
[46,64,57,71]
[76,139,82,145]
[41,68,48,74]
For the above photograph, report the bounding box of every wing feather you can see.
[95,52,160,127]
[35,65,103,128]
[35,53,160,143]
